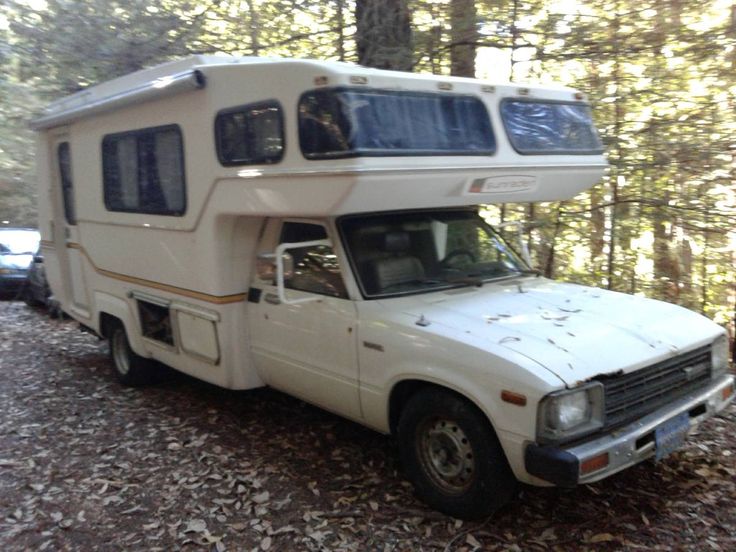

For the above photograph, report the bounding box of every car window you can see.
[279,222,348,299]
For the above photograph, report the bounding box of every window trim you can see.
[298,86,497,160]
[214,99,285,167]
[102,123,187,216]
[499,98,605,156]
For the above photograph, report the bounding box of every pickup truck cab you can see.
[33,56,734,519]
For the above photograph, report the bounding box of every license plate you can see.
[654,412,690,461]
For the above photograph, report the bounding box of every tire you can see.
[108,321,156,386]
[22,284,42,307]
[397,388,517,520]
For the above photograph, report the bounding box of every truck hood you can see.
[386,277,719,387]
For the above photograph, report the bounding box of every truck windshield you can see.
[299,88,495,159]
[340,210,528,298]
[0,230,40,255]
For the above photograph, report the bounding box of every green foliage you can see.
[7,0,207,94]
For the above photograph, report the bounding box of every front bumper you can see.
[525,374,735,487]
[0,273,29,293]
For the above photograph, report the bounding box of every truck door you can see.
[51,133,89,315]
[248,220,361,420]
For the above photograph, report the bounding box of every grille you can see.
[596,345,712,429]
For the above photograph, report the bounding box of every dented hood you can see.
[390,277,720,387]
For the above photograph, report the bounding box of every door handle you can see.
[264,293,281,305]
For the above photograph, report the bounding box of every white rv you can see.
[34,56,734,519]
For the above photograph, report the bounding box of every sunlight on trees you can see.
[0,0,734,336]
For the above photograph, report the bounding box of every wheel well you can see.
[99,312,120,339]
[389,380,490,435]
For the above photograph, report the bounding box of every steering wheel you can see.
[440,249,477,267]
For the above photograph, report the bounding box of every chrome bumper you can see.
[525,374,735,486]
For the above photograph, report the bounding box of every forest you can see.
[1,0,735,333]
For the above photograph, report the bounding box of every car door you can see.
[248,220,361,420]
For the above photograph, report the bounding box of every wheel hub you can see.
[419,419,475,494]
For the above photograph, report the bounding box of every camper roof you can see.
[34,55,583,128]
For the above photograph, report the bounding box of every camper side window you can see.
[215,101,284,166]
[102,125,186,216]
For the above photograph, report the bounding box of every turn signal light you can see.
[501,390,527,406]
[580,453,609,475]
[723,384,734,401]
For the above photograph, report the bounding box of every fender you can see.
[94,291,149,358]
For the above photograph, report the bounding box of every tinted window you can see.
[299,88,495,159]
[58,142,76,225]
[103,125,186,215]
[216,101,284,165]
[501,100,604,155]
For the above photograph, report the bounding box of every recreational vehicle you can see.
[33,56,734,519]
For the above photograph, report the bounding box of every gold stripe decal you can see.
[66,242,246,305]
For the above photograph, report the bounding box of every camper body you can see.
[34,57,734,519]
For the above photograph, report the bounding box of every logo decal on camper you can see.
[467,175,538,194]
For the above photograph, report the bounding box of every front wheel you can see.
[108,321,156,386]
[397,388,517,520]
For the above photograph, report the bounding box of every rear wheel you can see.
[397,388,517,520]
[108,321,156,386]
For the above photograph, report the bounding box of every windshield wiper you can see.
[446,276,484,287]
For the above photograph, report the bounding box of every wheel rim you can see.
[111,329,130,376]
[417,417,476,495]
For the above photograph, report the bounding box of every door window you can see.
[58,142,76,225]
[279,222,348,299]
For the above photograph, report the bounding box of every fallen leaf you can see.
[184,519,207,533]
[466,534,481,548]
[590,533,616,543]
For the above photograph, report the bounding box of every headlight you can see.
[537,382,604,444]
[712,334,729,377]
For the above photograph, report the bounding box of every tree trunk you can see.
[355,0,413,71]
[336,0,346,62]
[450,0,477,77]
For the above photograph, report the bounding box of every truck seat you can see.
[364,232,426,293]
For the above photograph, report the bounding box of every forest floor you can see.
[0,299,735,551]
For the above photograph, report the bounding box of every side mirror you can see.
[256,252,293,282]
[33,255,44,263]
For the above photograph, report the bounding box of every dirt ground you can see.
[0,300,734,551]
